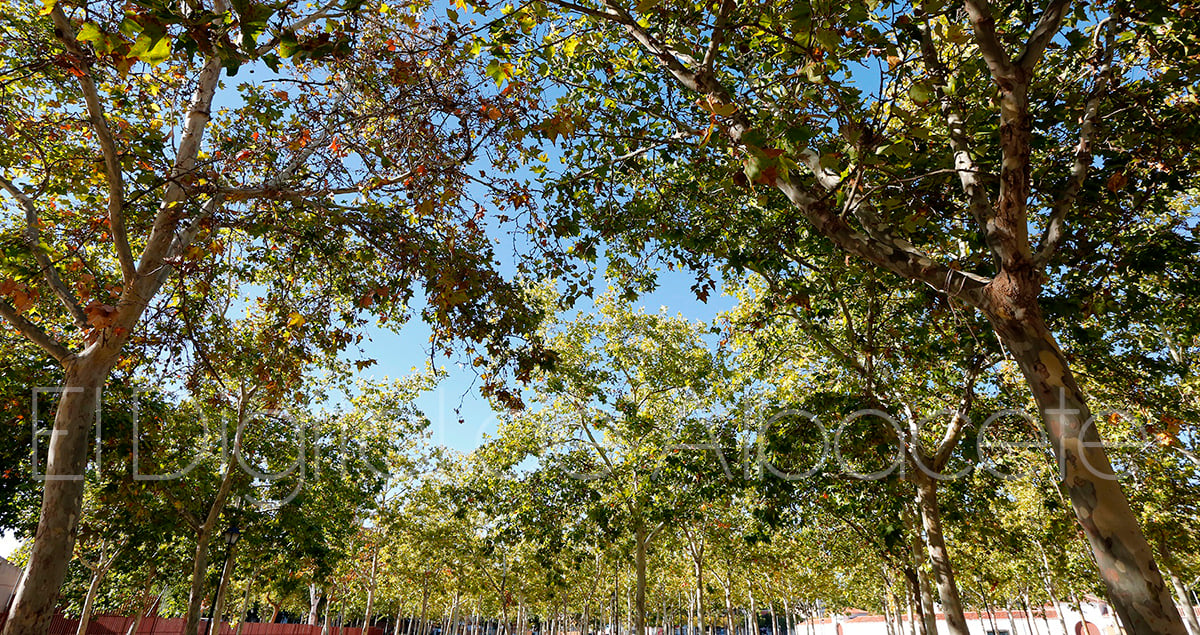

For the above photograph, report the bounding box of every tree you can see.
[0,0,553,629]
[474,0,1200,629]
[724,264,1006,635]
[481,291,755,635]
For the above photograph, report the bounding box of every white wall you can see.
[0,556,22,616]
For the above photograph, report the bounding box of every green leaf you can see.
[142,36,173,66]
[909,81,933,104]
[77,23,105,46]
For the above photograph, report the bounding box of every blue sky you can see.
[347,268,740,454]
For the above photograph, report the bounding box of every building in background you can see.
[0,555,20,619]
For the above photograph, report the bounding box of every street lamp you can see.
[206,523,241,635]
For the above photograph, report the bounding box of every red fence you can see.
[44,614,384,635]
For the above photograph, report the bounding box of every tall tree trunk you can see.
[449,588,461,635]
[365,547,380,629]
[636,525,648,635]
[1003,601,1019,635]
[210,541,239,630]
[322,594,333,635]
[125,568,160,635]
[917,570,937,635]
[990,307,1184,634]
[1036,545,1070,635]
[184,526,217,635]
[879,588,893,635]
[721,577,733,635]
[911,476,969,635]
[627,578,634,635]
[420,583,430,635]
[902,568,927,635]
[234,572,255,635]
[902,509,935,635]
[1069,587,1094,635]
[977,579,999,635]
[748,587,757,635]
[613,562,620,635]
[903,587,914,635]
[4,364,109,635]
[0,30,225,630]
[75,562,110,635]
[1020,592,1040,635]
[185,405,247,635]
[688,588,695,635]
[1170,570,1200,635]
[887,579,904,635]
[309,585,323,625]
[1161,542,1200,635]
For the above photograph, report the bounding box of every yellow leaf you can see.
[288,312,305,328]
[561,36,579,56]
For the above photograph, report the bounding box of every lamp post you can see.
[206,523,241,635]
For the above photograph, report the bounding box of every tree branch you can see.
[0,174,89,329]
[701,0,736,74]
[253,0,345,56]
[1016,0,1073,74]
[109,50,223,349]
[560,0,992,306]
[50,5,136,283]
[797,149,843,190]
[919,21,1000,270]
[0,300,73,363]
[931,357,986,471]
[557,0,749,140]
[1034,17,1115,269]
[774,177,992,307]
[962,0,1015,82]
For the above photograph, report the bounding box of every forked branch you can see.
[50,5,136,284]
[962,0,1015,82]
[1034,17,1115,269]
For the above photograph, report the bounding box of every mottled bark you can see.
[901,568,928,635]
[5,362,110,635]
[992,303,1184,634]
[209,541,238,629]
[125,569,159,635]
[912,475,969,635]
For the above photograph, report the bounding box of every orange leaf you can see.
[1106,171,1128,192]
